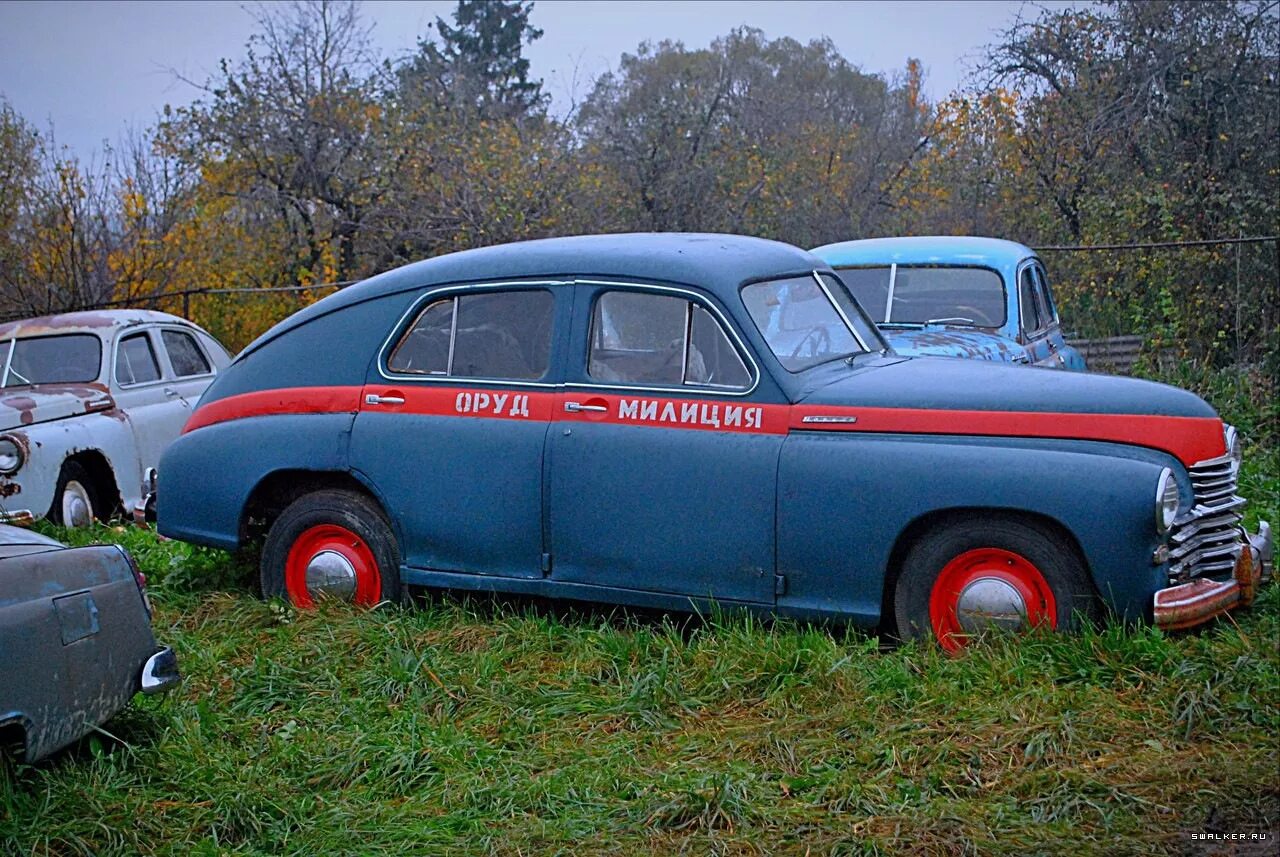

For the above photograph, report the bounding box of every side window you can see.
[388,289,554,380]
[588,290,750,389]
[161,330,212,378]
[1019,268,1043,336]
[115,333,162,385]
[1033,265,1058,325]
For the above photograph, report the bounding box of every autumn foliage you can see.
[0,0,1275,366]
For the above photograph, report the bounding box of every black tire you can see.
[261,489,401,607]
[892,514,1101,648]
[50,461,99,527]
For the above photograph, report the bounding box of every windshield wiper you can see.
[878,321,923,329]
[924,317,976,326]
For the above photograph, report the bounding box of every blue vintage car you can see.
[811,236,1087,370]
[157,234,1271,651]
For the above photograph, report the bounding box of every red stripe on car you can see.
[181,386,363,434]
[183,385,1225,464]
[788,404,1225,465]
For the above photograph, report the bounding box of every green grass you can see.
[2,520,1277,854]
[2,371,1277,855]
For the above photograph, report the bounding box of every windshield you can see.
[835,265,1007,328]
[0,334,102,387]
[742,273,879,372]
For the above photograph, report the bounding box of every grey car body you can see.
[0,525,178,762]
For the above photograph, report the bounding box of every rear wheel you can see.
[261,490,400,608]
[893,516,1100,652]
[51,461,98,527]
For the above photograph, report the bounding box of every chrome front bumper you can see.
[1154,520,1272,631]
[140,646,181,695]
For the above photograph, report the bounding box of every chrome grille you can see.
[1167,440,1245,582]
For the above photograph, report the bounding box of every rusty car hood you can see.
[880,328,1026,363]
[804,354,1217,418]
[0,384,116,431]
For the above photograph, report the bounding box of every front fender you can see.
[777,433,1172,626]
[0,414,140,522]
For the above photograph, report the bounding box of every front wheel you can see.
[893,516,1100,652]
[51,461,99,527]
[261,490,401,608]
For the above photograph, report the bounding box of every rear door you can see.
[546,280,780,604]
[351,282,568,579]
[156,326,219,412]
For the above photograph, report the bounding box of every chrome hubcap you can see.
[61,480,93,527]
[304,549,357,600]
[955,577,1028,634]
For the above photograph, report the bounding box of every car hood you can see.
[0,384,116,431]
[805,356,1216,417]
[881,328,1026,363]
[793,356,1224,464]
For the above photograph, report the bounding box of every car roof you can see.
[247,233,823,353]
[810,236,1036,269]
[0,309,189,340]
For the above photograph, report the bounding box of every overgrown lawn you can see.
[2,514,1277,855]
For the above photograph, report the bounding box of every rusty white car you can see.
[0,310,231,526]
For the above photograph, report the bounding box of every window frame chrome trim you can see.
[570,278,761,398]
[377,280,569,389]
[811,271,872,354]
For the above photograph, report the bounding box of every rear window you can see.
[0,334,102,387]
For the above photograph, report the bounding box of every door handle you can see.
[564,401,607,413]
[365,393,406,406]
[163,387,179,398]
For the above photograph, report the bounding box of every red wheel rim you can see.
[284,524,380,608]
[928,547,1056,653]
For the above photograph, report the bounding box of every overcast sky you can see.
[0,0,1056,161]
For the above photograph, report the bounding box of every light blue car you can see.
[811,236,1087,370]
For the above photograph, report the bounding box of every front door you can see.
[547,282,780,604]
[1017,264,1056,366]
[351,284,566,579]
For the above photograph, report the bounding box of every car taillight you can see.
[119,546,153,618]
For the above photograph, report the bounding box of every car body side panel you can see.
[0,544,157,761]
[196,293,420,407]
[548,420,781,602]
[777,433,1169,626]
[353,405,553,578]
[158,414,357,549]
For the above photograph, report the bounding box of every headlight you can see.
[0,436,24,475]
[1225,425,1243,473]
[1155,467,1179,534]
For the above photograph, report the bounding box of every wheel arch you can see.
[240,469,395,545]
[879,506,1097,635]
[56,449,124,520]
